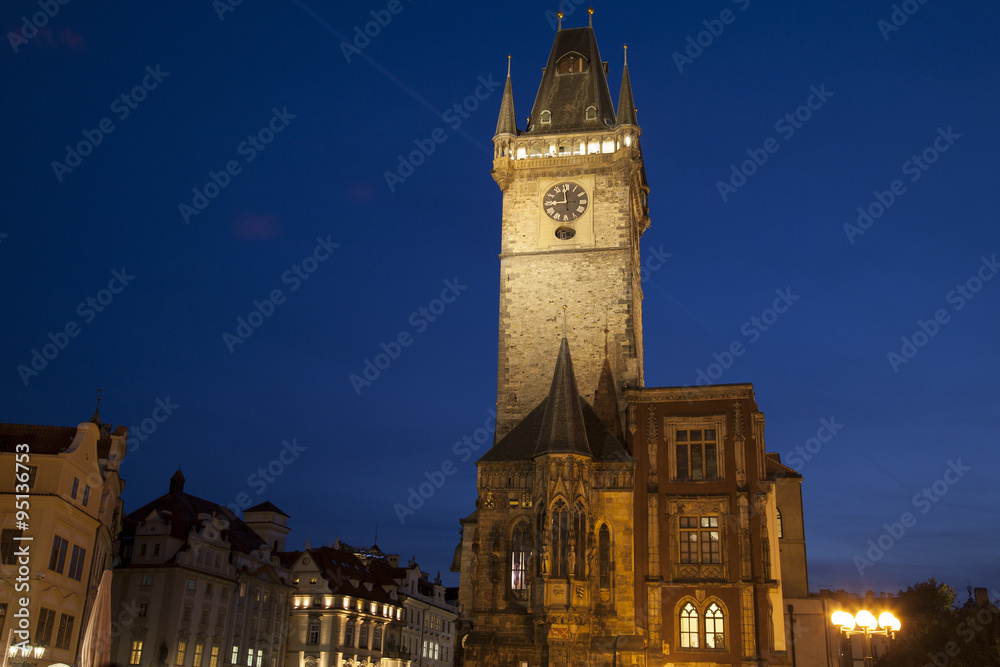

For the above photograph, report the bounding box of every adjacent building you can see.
[0,409,126,666]
[110,471,294,667]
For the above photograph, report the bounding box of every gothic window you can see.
[679,603,699,648]
[705,603,726,649]
[679,516,720,564]
[675,428,719,480]
[776,509,783,539]
[573,500,587,579]
[550,500,569,577]
[540,110,552,125]
[510,522,530,594]
[598,524,611,588]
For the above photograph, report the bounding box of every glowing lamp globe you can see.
[856,610,878,631]
[831,610,856,630]
[878,612,901,632]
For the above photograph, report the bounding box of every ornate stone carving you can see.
[741,585,756,658]
[739,496,751,580]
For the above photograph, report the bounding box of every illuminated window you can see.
[680,603,699,648]
[598,524,611,588]
[705,603,726,649]
[176,641,187,665]
[777,509,783,539]
[675,429,719,480]
[193,644,204,667]
[130,641,144,665]
[557,54,589,73]
[510,522,529,594]
[209,647,220,667]
[679,516,720,564]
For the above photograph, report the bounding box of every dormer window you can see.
[585,106,597,121]
[540,110,551,125]
[557,53,589,74]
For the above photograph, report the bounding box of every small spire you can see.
[589,6,594,28]
[623,43,628,65]
[507,54,511,77]
[616,51,639,127]
[169,468,185,494]
[562,303,568,337]
[557,10,563,31]
[89,388,103,425]
[495,58,518,138]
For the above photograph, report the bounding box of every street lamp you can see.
[831,609,900,666]
[7,643,45,667]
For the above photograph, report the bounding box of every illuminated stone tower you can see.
[491,22,650,441]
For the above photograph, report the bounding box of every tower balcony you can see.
[492,126,640,165]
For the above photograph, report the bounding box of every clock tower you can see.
[491,24,650,441]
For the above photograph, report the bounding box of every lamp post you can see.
[831,610,900,667]
[7,643,45,667]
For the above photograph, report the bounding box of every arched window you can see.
[540,110,552,125]
[679,603,699,648]
[550,500,569,577]
[705,603,725,649]
[510,522,529,594]
[776,509,783,539]
[585,106,597,121]
[598,524,611,588]
[573,500,587,579]
[557,54,589,74]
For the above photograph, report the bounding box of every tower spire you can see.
[588,6,594,28]
[616,47,638,127]
[90,388,103,425]
[494,56,518,138]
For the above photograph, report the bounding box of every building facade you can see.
[110,472,294,667]
[0,410,126,667]
[455,18,808,667]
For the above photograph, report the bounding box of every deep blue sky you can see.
[3,1,998,596]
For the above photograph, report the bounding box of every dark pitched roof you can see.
[0,423,77,454]
[480,340,631,464]
[121,486,265,555]
[533,336,591,458]
[526,27,616,134]
[616,59,638,126]
[495,59,518,137]
[245,500,290,517]
[766,452,802,479]
[288,547,396,603]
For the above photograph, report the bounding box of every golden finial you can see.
[507,54,511,77]
[557,10,563,31]
[589,6,594,28]
[563,303,568,336]
[624,44,628,65]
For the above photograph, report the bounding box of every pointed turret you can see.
[533,337,592,458]
[494,56,518,138]
[169,469,185,494]
[616,48,638,127]
[526,27,616,134]
[89,389,103,426]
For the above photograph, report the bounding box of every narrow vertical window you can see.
[130,641,144,665]
[598,524,611,588]
[510,522,529,595]
[550,500,569,577]
[680,603,699,648]
[705,603,725,649]
[776,509,784,539]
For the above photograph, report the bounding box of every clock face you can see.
[543,182,589,222]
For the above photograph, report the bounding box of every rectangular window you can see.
[176,641,187,665]
[55,614,75,650]
[231,646,239,664]
[209,647,219,667]
[308,622,320,645]
[675,429,719,480]
[130,641,144,665]
[71,477,79,498]
[49,535,68,573]
[0,603,7,636]
[139,543,147,557]
[188,579,196,590]
[153,543,160,556]
[372,626,382,652]
[679,516,721,564]
[343,623,353,647]
[68,544,86,580]
[36,607,56,644]
[200,608,209,625]
[255,649,263,667]
[246,649,253,666]
[82,485,91,505]
[193,644,204,667]
[239,583,247,597]
[1,529,23,565]
[138,603,149,618]
[359,625,369,649]
[142,574,153,586]
[183,605,192,623]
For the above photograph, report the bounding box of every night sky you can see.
[3,1,998,596]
